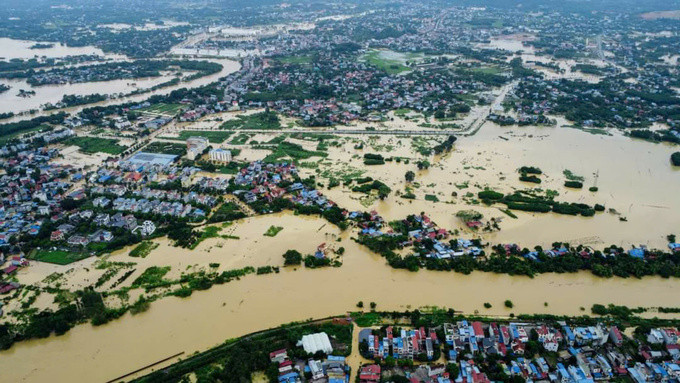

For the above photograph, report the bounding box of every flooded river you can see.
[0,38,241,119]
[1,212,680,382]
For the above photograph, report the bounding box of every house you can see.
[359,364,381,383]
[51,230,65,241]
[89,230,113,243]
[269,349,288,364]
[610,326,623,346]
[67,235,90,247]
[140,220,156,236]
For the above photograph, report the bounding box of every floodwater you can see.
[0,38,113,60]
[0,75,176,114]
[318,117,680,249]
[2,212,680,382]
[2,103,680,380]
[4,58,240,122]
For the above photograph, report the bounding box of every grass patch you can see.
[189,226,222,250]
[261,141,327,163]
[131,266,171,287]
[351,311,382,327]
[361,50,410,74]
[220,111,280,130]
[229,133,253,145]
[143,142,186,156]
[138,103,186,116]
[208,202,247,223]
[263,225,283,237]
[129,241,159,258]
[424,194,440,202]
[176,130,232,143]
[64,136,127,155]
[30,249,90,265]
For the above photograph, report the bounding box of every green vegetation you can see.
[30,250,90,265]
[504,300,514,308]
[129,241,159,258]
[228,133,252,145]
[361,50,410,74]
[189,226,224,250]
[564,181,584,189]
[455,210,483,222]
[208,202,246,224]
[283,250,303,266]
[264,225,284,237]
[220,111,281,130]
[519,166,543,183]
[0,113,66,141]
[363,153,385,165]
[591,304,645,319]
[352,180,391,199]
[520,175,541,183]
[133,320,352,383]
[672,152,680,166]
[175,130,232,143]
[304,255,332,268]
[64,136,127,155]
[352,311,382,327]
[484,302,492,309]
[137,103,186,116]
[131,266,171,288]
[424,194,439,202]
[143,142,186,156]
[262,141,327,163]
[478,190,597,217]
[563,169,584,182]
[519,166,542,174]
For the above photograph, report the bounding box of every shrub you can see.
[282,250,303,266]
[672,152,680,166]
[478,190,504,201]
[519,175,541,183]
[564,181,583,189]
[504,300,514,308]
[518,166,542,174]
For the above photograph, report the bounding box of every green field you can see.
[220,111,281,130]
[176,130,233,143]
[30,250,91,265]
[143,142,186,156]
[0,124,47,145]
[138,103,186,116]
[263,225,283,237]
[64,136,127,155]
[229,133,253,145]
[361,50,412,74]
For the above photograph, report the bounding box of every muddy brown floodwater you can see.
[2,213,680,382]
[2,104,680,381]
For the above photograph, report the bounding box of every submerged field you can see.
[2,111,680,381]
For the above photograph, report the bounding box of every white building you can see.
[209,148,232,163]
[186,136,209,160]
[140,220,156,236]
[299,332,333,354]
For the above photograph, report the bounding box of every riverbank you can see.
[2,226,680,381]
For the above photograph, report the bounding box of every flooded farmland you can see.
[1,212,680,381]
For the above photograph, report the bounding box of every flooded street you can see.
[1,211,680,382]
